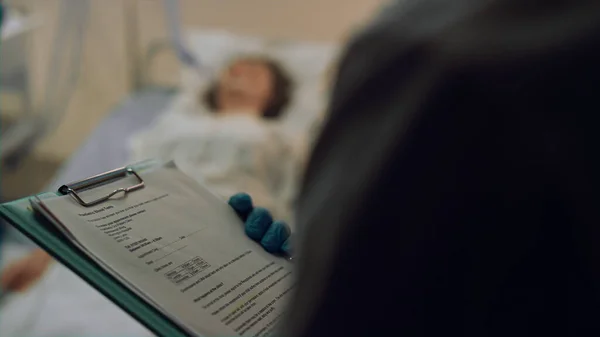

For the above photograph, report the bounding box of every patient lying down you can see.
[130,55,299,218]
[0,56,299,294]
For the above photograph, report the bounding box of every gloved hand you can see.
[228,193,293,256]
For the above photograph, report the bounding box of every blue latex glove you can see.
[228,193,293,256]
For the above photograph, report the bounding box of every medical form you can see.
[34,166,294,337]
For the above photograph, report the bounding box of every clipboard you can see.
[0,160,191,337]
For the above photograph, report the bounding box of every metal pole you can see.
[124,0,142,91]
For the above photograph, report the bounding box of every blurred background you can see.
[1,2,390,334]
[0,0,384,201]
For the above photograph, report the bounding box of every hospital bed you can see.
[0,25,338,337]
[49,26,338,189]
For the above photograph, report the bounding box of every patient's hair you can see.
[203,57,294,119]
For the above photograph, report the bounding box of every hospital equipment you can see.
[1,0,89,165]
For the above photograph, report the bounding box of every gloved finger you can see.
[245,207,273,241]
[228,193,253,221]
[260,221,291,253]
[281,236,293,257]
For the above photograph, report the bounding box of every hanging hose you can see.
[42,0,89,133]
[2,0,202,164]
[162,0,211,79]
[1,0,89,165]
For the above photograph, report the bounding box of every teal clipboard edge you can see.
[0,161,192,337]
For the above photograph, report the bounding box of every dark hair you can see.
[202,57,294,119]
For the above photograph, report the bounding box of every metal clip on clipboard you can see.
[56,162,295,262]
[58,167,145,207]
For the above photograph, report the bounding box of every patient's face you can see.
[216,59,275,115]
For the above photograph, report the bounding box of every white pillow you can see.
[179,28,340,139]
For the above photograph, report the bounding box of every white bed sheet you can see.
[129,94,304,222]
[0,242,153,337]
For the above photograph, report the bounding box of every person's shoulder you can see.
[353,0,600,60]
[329,0,488,109]
[347,0,486,47]
[333,0,600,110]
